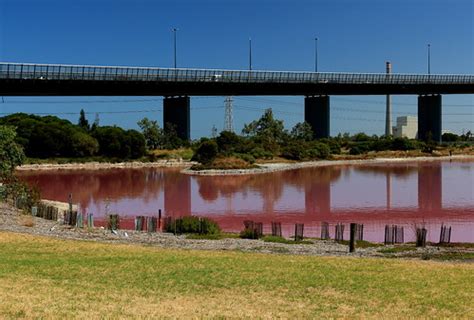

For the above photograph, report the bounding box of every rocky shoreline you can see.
[16,155,474,175]
[182,155,474,176]
[1,203,472,260]
[17,159,194,171]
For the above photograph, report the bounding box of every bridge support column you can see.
[163,96,190,140]
[305,95,330,139]
[418,94,442,142]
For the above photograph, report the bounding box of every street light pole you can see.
[172,28,178,69]
[249,37,252,71]
[427,43,431,75]
[315,37,318,72]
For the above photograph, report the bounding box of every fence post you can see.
[87,213,94,228]
[158,209,162,230]
[349,223,356,252]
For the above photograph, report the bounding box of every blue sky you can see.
[0,0,473,137]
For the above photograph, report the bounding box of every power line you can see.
[0,98,164,104]
[233,105,474,124]
[234,96,474,108]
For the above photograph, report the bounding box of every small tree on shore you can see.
[137,117,162,150]
[78,109,90,131]
[0,126,25,180]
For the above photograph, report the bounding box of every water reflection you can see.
[18,160,474,242]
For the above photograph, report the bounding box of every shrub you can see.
[216,131,242,154]
[192,140,218,164]
[319,138,341,154]
[370,138,392,152]
[350,143,371,155]
[233,153,256,164]
[391,137,417,151]
[164,216,220,235]
[249,147,273,160]
[307,142,331,159]
[240,227,260,239]
[281,144,306,160]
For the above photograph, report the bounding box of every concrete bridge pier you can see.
[418,94,442,142]
[305,95,330,139]
[163,96,190,140]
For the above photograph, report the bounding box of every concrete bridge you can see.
[1,62,473,141]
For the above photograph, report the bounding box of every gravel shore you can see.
[182,155,474,176]
[16,155,474,175]
[17,159,194,171]
[2,202,471,260]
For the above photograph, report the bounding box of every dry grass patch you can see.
[0,231,473,318]
[18,215,34,227]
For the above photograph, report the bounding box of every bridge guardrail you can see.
[0,63,473,85]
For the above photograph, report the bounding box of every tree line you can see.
[0,111,147,159]
[0,108,472,164]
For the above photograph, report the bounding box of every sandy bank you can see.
[15,155,474,175]
[17,159,195,171]
[182,155,474,176]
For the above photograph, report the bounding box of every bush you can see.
[391,137,417,151]
[350,143,371,155]
[370,138,393,152]
[442,132,459,142]
[164,216,220,235]
[240,227,261,239]
[216,131,242,154]
[233,153,256,164]
[192,140,218,164]
[281,144,307,160]
[249,147,273,160]
[307,142,331,159]
[319,138,341,154]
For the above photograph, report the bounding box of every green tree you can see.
[290,122,313,141]
[242,108,287,154]
[442,132,459,142]
[162,123,186,149]
[216,131,242,154]
[70,131,99,157]
[137,117,162,150]
[78,109,90,131]
[0,126,25,180]
[126,129,147,159]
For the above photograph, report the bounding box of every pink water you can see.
[18,160,474,243]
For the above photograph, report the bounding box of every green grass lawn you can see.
[0,231,472,318]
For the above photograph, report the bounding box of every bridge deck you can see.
[1,62,473,96]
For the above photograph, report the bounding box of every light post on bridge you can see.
[172,27,178,69]
[427,43,431,75]
[249,37,252,71]
[314,37,318,72]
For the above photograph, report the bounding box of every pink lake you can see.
[18,160,474,243]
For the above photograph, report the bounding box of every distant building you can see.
[392,116,418,139]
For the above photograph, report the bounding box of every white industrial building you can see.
[392,116,418,139]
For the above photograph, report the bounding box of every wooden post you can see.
[87,213,94,228]
[349,223,356,252]
[158,209,162,230]
[68,193,73,214]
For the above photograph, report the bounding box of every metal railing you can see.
[1,62,473,85]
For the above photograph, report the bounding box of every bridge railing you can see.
[1,63,473,85]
